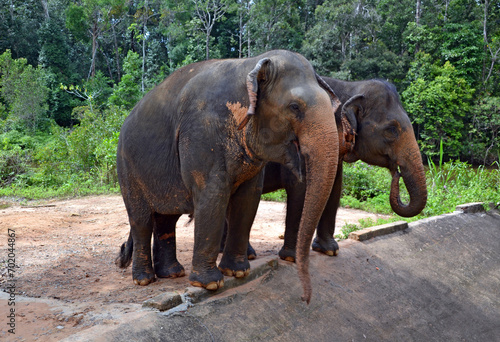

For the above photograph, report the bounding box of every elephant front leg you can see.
[312,163,342,256]
[278,180,306,262]
[189,184,230,291]
[153,213,185,278]
[219,174,263,278]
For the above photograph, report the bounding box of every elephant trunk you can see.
[295,101,340,304]
[389,147,427,218]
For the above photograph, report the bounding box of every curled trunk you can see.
[390,159,427,218]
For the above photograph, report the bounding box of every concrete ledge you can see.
[143,256,279,312]
[348,221,408,241]
[455,202,485,214]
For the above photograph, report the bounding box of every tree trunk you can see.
[112,23,121,82]
[206,31,210,60]
[89,21,98,79]
[41,0,49,19]
[142,0,148,92]
[238,10,243,58]
[416,0,421,25]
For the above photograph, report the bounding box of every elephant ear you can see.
[238,57,271,130]
[342,94,365,132]
[316,73,342,110]
[316,75,356,154]
[340,94,364,154]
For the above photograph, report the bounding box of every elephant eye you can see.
[288,102,304,120]
[383,124,399,141]
[289,103,300,112]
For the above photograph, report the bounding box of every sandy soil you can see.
[0,195,390,341]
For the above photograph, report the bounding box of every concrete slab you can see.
[62,208,500,342]
[348,220,408,241]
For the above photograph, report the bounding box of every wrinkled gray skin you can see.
[115,50,340,303]
[238,78,427,261]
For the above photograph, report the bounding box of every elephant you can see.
[237,77,427,262]
[115,50,341,303]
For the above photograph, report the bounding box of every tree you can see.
[0,50,49,131]
[248,0,304,56]
[481,0,500,90]
[376,0,414,55]
[65,0,123,79]
[108,51,142,109]
[470,96,500,164]
[303,0,383,77]
[192,0,229,60]
[0,0,44,65]
[402,53,475,159]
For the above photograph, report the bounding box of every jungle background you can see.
[0,0,499,221]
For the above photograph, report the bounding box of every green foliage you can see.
[61,71,113,113]
[342,162,390,202]
[424,159,500,217]
[468,96,500,164]
[108,51,142,109]
[334,223,360,240]
[261,189,287,202]
[0,50,49,132]
[402,53,475,158]
[0,106,127,198]
[249,0,304,56]
[0,0,500,200]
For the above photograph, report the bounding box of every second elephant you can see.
[256,77,427,261]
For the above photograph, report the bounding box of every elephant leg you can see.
[219,173,263,278]
[125,200,156,286]
[220,220,257,260]
[189,181,230,291]
[153,213,185,278]
[312,163,343,256]
[220,220,228,253]
[278,178,306,263]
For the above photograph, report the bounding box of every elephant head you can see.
[239,52,340,303]
[338,79,427,217]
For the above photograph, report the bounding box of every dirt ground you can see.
[0,195,390,341]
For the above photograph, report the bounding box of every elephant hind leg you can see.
[115,234,133,268]
[122,198,156,286]
[152,213,185,278]
[219,174,263,278]
[220,221,257,260]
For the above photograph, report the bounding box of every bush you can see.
[0,106,127,198]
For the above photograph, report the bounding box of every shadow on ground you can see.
[58,207,500,342]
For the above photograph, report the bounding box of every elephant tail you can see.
[115,234,133,268]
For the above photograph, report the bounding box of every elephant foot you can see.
[133,271,156,286]
[155,261,185,278]
[189,267,224,291]
[312,236,339,256]
[278,247,296,263]
[247,243,257,260]
[218,255,250,278]
[190,279,224,291]
[219,267,250,278]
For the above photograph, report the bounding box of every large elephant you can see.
[257,77,427,261]
[115,50,340,303]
